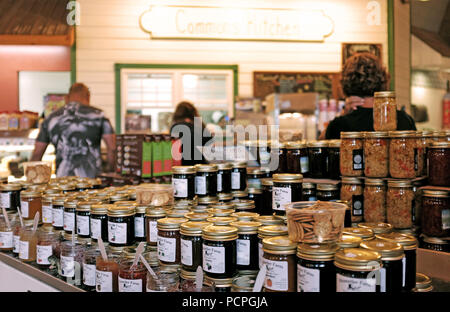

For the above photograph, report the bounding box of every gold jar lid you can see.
[0,183,22,191]
[374,91,396,97]
[109,193,130,202]
[375,233,418,250]
[42,193,58,202]
[285,141,307,149]
[422,190,449,198]
[327,140,341,148]
[262,236,297,255]
[364,131,390,138]
[268,141,285,149]
[334,248,382,271]
[261,178,273,186]
[92,194,110,202]
[207,208,235,217]
[197,196,219,205]
[364,179,385,186]
[387,180,413,188]
[341,177,363,185]
[358,222,393,234]
[307,140,328,148]
[180,221,212,236]
[20,190,42,198]
[229,221,262,234]
[114,201,138,208]
[247,167,268,175]
[106,205,136,217]
[297,242,340,261]
[273,173,303,183]
[195,164,218,173]
[232,191,248,200]
[51,195,67,206]
[302,183,316,189]
[91,204,113,215]
[180,269,198,281]
[209,202,235,210]
[388,130,417,138]
[430,141,450,148]
[172,165,196,174]
[232,161,247,169]
[166,209,190,218]
[231,211,260,221]
[340,132,364,139]
[157,217,187,230]
[202,225,238,241]
[255,215,284,226]
[258,225,288,237]
[76,200,99,212]
[233,200,255,210]
[422,236,449,245]
[414,273,433,292]
[59,184,76,191]
[64,198,79,209]
[205,274,238,288]
[184,212,214,221]
[75,182,92,189]
[217,193,233,201]
[135,205,149,214]
[337,234,362,248]
[145,208,167,217]
[216,163,233,170]
[360,239,404,261]
[317,183,339,191]
[206,216,238,226]
[44,187,62,195]
[343,227,374,240]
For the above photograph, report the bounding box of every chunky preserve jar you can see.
[107,205,136,247]
[195,164,218,197]
[262,235,297,292]
[272,174,303,216]
[63,198,78,235]
[421,190,450,237]
[76,201,95,239]
[307,141,329,179]
[36,227,60,269]
[180,221,211,272]
[428,141,450,186]
[363,179,386,223]
[0,218,15,251]
[216,163,232,194]
[260,178,273,216]
[20,190,42,225]
[386,180,415,229]
[231,162,247,191]
[340,177,364,223]
[340,132,364,177]
[296,242,339,292]
[285,141,309,176]
[230,221,262,274]
[118,257,147,292]
[157,217,187,265]
[327,140,341,180]
[364,131,389,178]
[60,241,85,286]
[90,204,110,243]
[96,253,120,292]
[257,225,288,269]
[373,91,397,131]
[388,131,417,179]
[413,132,425,177]
[0,183,21,212]
[316,184,339,202]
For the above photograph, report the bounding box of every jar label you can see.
[119,276,142,292]
[236,239,250,266]
[402,257,406,287]
[76,215,90,236]
[231,172,241,190]
[258,242,263,269]
[173,178,188,198]
[42,205,52,224]
[352,149,364,170]
[202,244,225,274]
[96,270,113,292]
[351,195,364,217]
[263,259,288,291]
[61,255,75,277]
[297,264,320,292]
[0,231,13,248]
[217,173,223,192]
[134,216,145,238]
[21,201,29,218]
[37,244,52,265]
[157,235,176,262]
[195,176,207,195]
[442,209,450,230]
[149,221,157,243]
[19,240,29,260]
[13,235,20,253]
[181,238,193,266]
[380,267,386,292]
[90,218,102,240]
[83,263,96,286]
[0,192,10,209]
[63,211,75,232]
[273,187,291,211]
[52,207,64,227]
[300,156,309,174]
[336,273,376,292]
[108,221,127,244]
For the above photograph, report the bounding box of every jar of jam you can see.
[146,266,179,292]
[195,164,218,198]
[247,168,265,190]
[0,218,16,252]
[184,212,213,222]
[217,163,232,194]
[207,208,235,218]
[428,142,450,186]
[327,140,341,180]
[231,162,247,191]
[206,216,238,226]
[134,205,148,242]
[260,178,273,216]
[334,248,382,292]
[180,269,216,292]
[357,222,393,235]
[217,193,233,203]
[373,91,397,131]
[420,235,450,252]
[340,177,364,223]
[386,180,415,229]
[340,132,364,177]
[20,190,42,226]
[63,198,78,235]
[75,201,94,239]
[232,275,256,292]
[90,204,110,243]
[308,141,329,178]
[364,131,389,178]
[41,194,55,226]
[337,234,362,249]
[284,141,306,175]
[269,141,287,174]
[145,208,167,247]
[233,199,256,213]
[413,273,433,292]
[51,195,66,232]
[96,253,120,292]
[60,241,86,286]
[388,131,417,179]
[272,174,303,216]
[157,217,187,265]
[107,205,136,247]
[316,184,339,202]
[0,183,21,212]
[83,247,102,291]
[231,211,260,221]
[118,257,147,292]
[248,188,263,214]
[301,183,316,202]
[180,221,211,272]
[109,193,130,204]
[202,225,238,279]
[297,242,339,292]
[255,215,284,227]
[231,190,248,201]
[230,221,262,274]
[421,190,450,237]
[363,179,386,223]
[262,235,297,292]
[36,227,60,269]
[196,196,219,211]
[205,275,237,292]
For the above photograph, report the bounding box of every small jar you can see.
[13,224,24,255]
[255,215,284,227]
[63,199,78,235]
[342,227,375,241]
[205,275,236,292]
[157,217,187,265]
[270,142,287,174]
[202,225,238,279]
[316,184,339,202]
[231,190,248,201]
[428,141,450,186]
[230,221,262,273]
[285,141,309,176]
[83,247,101,291]
[373,91,397,131]
[247,167,265,190]
[36,227,60,269]
[195,164,218,197]
[90,204,111,243]
[247,188,263,214]
[231,211,260,221]
[20,190,42,225]
[421,236,450,252]
[145,208,167,247]
[118,257,147,292]
[386,180,415,229]
[334,248,382,292]
[0,183,22,212]
[363,179,386,223]
[96,253,120,292]
[134,205,148,242]
[233,199,256,213]
[60,241,85,286]
[262,236,297,292]
[146,266,179,292]
[0,218,16,251]
[180,221,211,272]
[297,242,339,292]
[327,140,341,180]
[357,222,393,235]
[421,190,450,237]
[307,141,329,179]
[260,178,273,216]
[302,183,317,201]
[76,201,95,239]
[340,132,364,177]
[19,226,37,262]
[42,194,56,226]
[217,163,232,194]
[389,131,417,179]
[231,162,247,191]
[217,193,233,203]
[340,177,364,223]
[272,174,303,216]
[336,234,362,249]
[107,205,136,247]
[364,131,389,178]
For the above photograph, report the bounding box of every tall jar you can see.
[421,190,450,237]
[373,91,397,131]
[0,218,16,252]
[285,141,309,176]
[316,184,339,202]
[36,227,60,269]
[247,188,263,214]
[257,225,288,268]
[428,141,450,186]
[76,201,95,239]
[90,204,111,243]
[386,180,415,229]
[63,199,78,235]
[60,240,86,286]
[328,140,341,180]
[107,205,136,247]
[217,163,232,194]
[157,217,187,265]
[231,162,247,191]
[272,174,303,216]
[83,247,101,291]
[388,131,417,179]
[145,208,167,247]
[0,183,22,212]
[363,179,386,223]
[20,190,42,226]
[270,142,287,175]
[364,131,389,178]
[195,164,218,198]
[42,194,54,227]
[340,177,364,223]
[230,221,262,274]
[134,205,147,242]
[180,221,211,272]
[340,132,364,177]
[260,178,273,216]
[19,226,37,262]
[52,195,66,231]
[302,183,317,202]
[307,141,329,179]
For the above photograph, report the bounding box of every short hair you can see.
[68,83,90,98]
[341,52,389,98]
[172,101,200,124]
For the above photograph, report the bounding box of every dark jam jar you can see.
[272,174,303,216]
[257,225,288,269]
[233,199,256,213]
[316,184,339,202]
[76,201,96,239]
[0,183,22,212]
[217,193,233,203]
[285,141,309,177]
[270,141,287,175]
[428,142,450,186]
[195,164,218,197]
[247,168,266,190]
[360,239,405,292]
[420,236,450,252]
[232,190,248,202]
[145,208,167,247]
[260,178,273,216]
[202,225,238,279]
[180,221,211,272]
[327,140,341,180]
[90,204,110,243]
[231,162,247,191]
[421,190,450,237]
[229,221,262,274]
[297,243,339,292]
[217,163,232,194]
[134,205,148,242]
[307,141,329,179]
[51,195,66,231]
[302,183,316,201]
[247,188,263,214]
[172,166,196,200]
[157,217,187,265]
[107,205,136,247]
[63,199,78,235]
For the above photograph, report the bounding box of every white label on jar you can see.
[13,235,20,253]
[149,221,157,243]
[21,201,29,218]
[90,218,102,239]
[195,176,207,195]
[217,173,223,192]
[119,277,143,292]
[52,208,63,227]
[37,244,52,265]
[181,238,193,266]
[19,240,29,260]
[258,242,263,268]
[96,270,113,292]
[83,263,96,286]
[108,221,127,244]
[236,239,250,266]
[402,257,406,287]
[300,156,309,173]
[134,216,145,238]
[203,244,225,274]
[173,178,188,198]
[380,267,386,292]
[76,215,90,236]
[297,264,320,292]
[157,235,176,262]
[231,172,240,190]
[64,211,75,231]
[61,255,75,277]
[0,231,13,248]
[336,274,376,292]
[0,192,10,208]
[42,205,52,224]
[272,187,291,211]
[264,259,288,291]
[442,209,450,230]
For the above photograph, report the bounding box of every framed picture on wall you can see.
[342,43,382,66]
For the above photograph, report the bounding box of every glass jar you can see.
[363,179,386,223]
[389,131,417,179]
[247,167,265,190]
[134,205,148,242]
[20,190,42,225]
[327,140,341,180]
[180,221,211,272]
[342,227,375,241]
[83,247,101,291]
[145,208,167,247]
[259,224,289,269]
[90,204,111,243]
[233,199,256,213]
[357,222,393,235]
[247,188,263,215]
[217,193,233,203]
[413,132,425,177]
[373,91,397,131]
[36,227,60,269]
[270,142,287,175]
[413,273,433,292]
[386,180,415,229]
[179,269,216,292]
[297,242,339,292]
[336,234,362,249]
[307,141,329,179]
[63,198,78,235]
[412,181,424,227]
[118,257,147,292]
[0,218,16,251]
[301,183,316,202]
[146,266,179,292]
[0,183,21,212]
[428,142,450,186]
[421,190,450,237]
[13,224,24,255]
[18,226,37,262]
[42,194,56,226]
[231,162,247,191]
[229,221,262,274]
[259,178,273,216]
[272,174,303,216]
[51,195,65,231]
[107,205,136,247]
[202,225,238,279]
[195,164,218,198]
[231,211,260,222]
[231,275,256,292]
[231,190,248,201]
[262,235,297,292]
[340,177,364,223]
[285,141,309,176]
[334,248,382,292]
[75,201,95,239]
[340,132,364,177]
[157,217,187,265]
[421,236,450,252]
[206,216,238,226]
[316,184,339,202]
[60,241,85,286]
[336,200,352,227]
[364,131,389,178]
[216,163,232,194]
[96,253,120,292]
[205,275,236,292]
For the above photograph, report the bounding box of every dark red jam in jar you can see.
[107,205,136,247]
[272,174,303,216]
[195,164,218,197]
[327,140,341,180]
[307,141,329,179]
[421,190,450,237]
[172,166,196,200]
[90,204,111,243]
[428,142,450,186]
[0,183,22,212]
[260,178,273,216]
[229,221,262,273]
[270,142,287,175]
[285,141,309,177]
[217,163,232,194]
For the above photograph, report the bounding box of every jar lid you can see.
[297,242,340,261]
[317,183,339,191]
[145,208,167,217]
[273,173,303,183]
[387,180,412,188]
[44,187,62,195]
[302,182,316,189]
[261,178,273,186]
[360,239,404,260]
[91,204,113,214]
[337,234,362,248]
[64,198,79,209]
[202,225,238,241]
[342,227,374,239]
[268,141,285,149]
[341,177,363,185]
[327,140,341,148]
[184,212,214,221]
[422,236,449,245]
[217,193,233,201]
[75,182,92,189]
[233,200,255,210]
[375,233,418,250]
[414,273,433,292]
[59,184,76,191]
[20,190,42,197]
[374,91,396,97]
[307,140,328,147]
[76,200,100,212]
[247,167,267,175]
[180,221,212,235]
[258,225,288,237]
[166,209,190,218]
[364,178,385,186]
[358,222,393,234]
[51,195,67,206]
[262,236,297,254]
[207,208,235,217]
[285,141,307,149]
[180,269,198,281]
[232,191,248,198]
[172,165,196,175]
[195,164,218,173]
[135,205,150,214]
[340,132,364,139]
[364,131,390,138]
[109,193,130,202]
[334,248,382,271]
[42,193,60,202]
[0,183,22,191]
[157,217,188,230]
[106,205,136,217]
[254,215,284,226]
[232,161,247,169]
[231,211,260,221]
[197,196,219,205]
[216,162,233,170]
[229,221,262,234]
[422,190,449,198]
[209,202,235,210]
[388,130,417,138]
[204,275,237,287]
[430,141,450,148]
[206,216,238,226]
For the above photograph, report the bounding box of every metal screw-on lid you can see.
[374,91,396,97]
[202,225,238,241]
[172,166,196,174]
[360,239,404,261]
[364,131,389,138]
[216,163,233,170]
[273,173,303,183]
[232,161,247,169]
[375,233,418,250]
[262,236,297,255]
[297,242,340,261]
[357,222,393,234]
[334,248,382,271]
[341,177,363,185]
[317,183,339,191]
[206,216,238,226]
[342,227,374,240]
[229,221,262,234]
[157,217,188,230]
[180,221,212,236]
[195,164,218,173]
[340,132,364,139]
[285,141,307,149]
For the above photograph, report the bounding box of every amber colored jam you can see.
[157,229,181,265]
[96,256,119,292]
[263,252,296,292]
[203,239,237,279]
[118,259,147,292]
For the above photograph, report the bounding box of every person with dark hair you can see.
[323,52,416,139]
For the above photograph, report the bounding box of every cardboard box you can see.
[416,248,450,282]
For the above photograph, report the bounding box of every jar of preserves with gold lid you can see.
[342,227,375,241]
[217,163,232,194]
[340,132,364,177]
[231,161,247,191]
[247,188,263,214]
[386,180,415,229]
[0,217,16,251]
[421,190,450,237]
[90,204,111,243]
[270,141,287,175]
[340,177,364,223]
[19,226,37,263]
[0,183,22,212]
[60,240,86,286]
[230,221,262,274]
[74,201,93,239]
[420,235,449,252]
[231,211,260,222]
[261,178,273,216]
[257,225,289,269]
[20,190,42,225]
[131,205,146,243]
[206,216,238,226]
[337,234,362,249]
[109,193,130,204]
[36,227,60,269]
[307,141,329,179]
[316,183,339,202]
[388,131,417,179]
[166,209,190,219]
[157,217,187,265]
[180,221,211,272]
[59,183,77,194]
[358,222,393,234]
[285,141,309,176]
[63,198,78,235]
[373,91,397,131]
[107,205,136,247]
[51,195,66,231]
[247,167,266,190]
[327,140,341,180]
[428,141,450,186]
[205,274,238,292]
[179,269,215,292]
[217,193,233,203]
[302,183,317,202]
[272,174,303,216]
[364,131,389,177]
[363,179,386,223]
[255,215,284,227]
[195,164,218,198]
